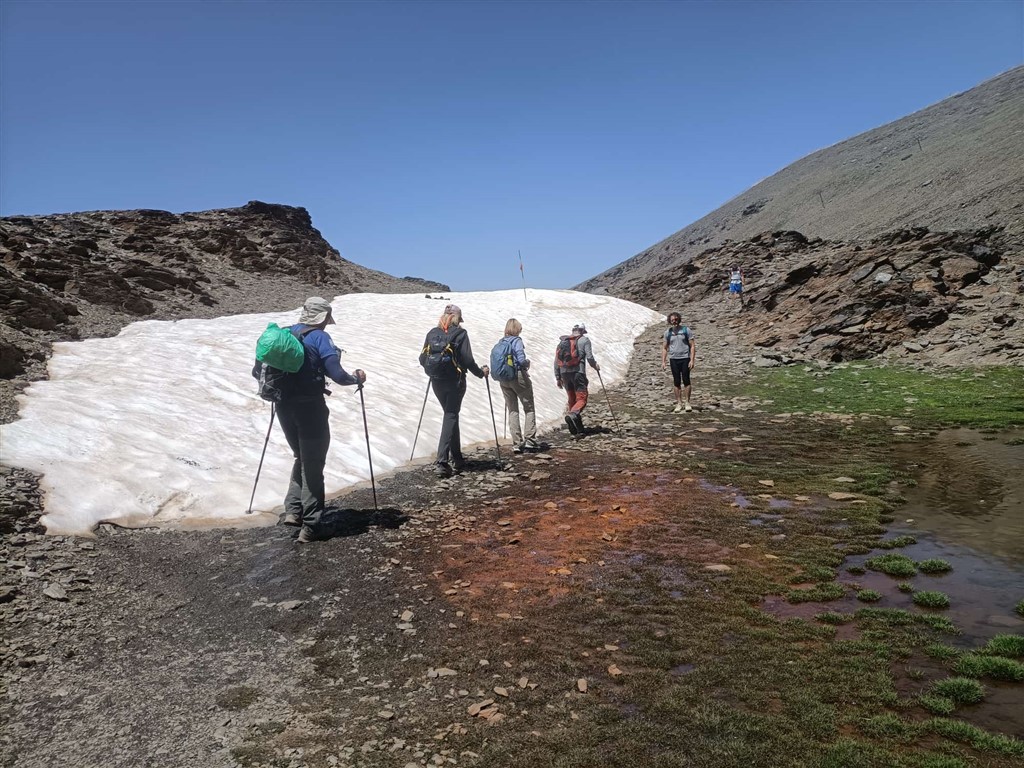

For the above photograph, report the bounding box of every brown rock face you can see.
[0,200,449,421]
[619,227,1023,366]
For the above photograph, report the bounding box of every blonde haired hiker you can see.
[489,318,537,453]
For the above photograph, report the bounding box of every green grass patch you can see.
[912,591,951,610]
[924,643,959,661]
[859,712,910,738]
[846,565,866,575]
[918,614,958,633]
[857,589,882,603]
[929,677,984,705]
[953,653,1024,681]
[737,364,1024,428]
[1007,436,1024,446]
[855,607,915,626]
[877,535,917,549]
[916,559,952,575]
[981,634,1024,658]
[787,581,846,603]
[897,582,915,593]
[926,717,1024,757]
[1016,599,1024,617]
[866,553,917,578]
[918,694,955,716]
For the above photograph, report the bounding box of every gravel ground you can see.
[1,314,765,768]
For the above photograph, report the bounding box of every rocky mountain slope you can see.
[628,227,1023,366]
[0,201,448,420]
[577,66,1024,366]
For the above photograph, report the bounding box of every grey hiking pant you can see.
[276,397,331,531]
[431,375,467,465]
[500,370,536,445]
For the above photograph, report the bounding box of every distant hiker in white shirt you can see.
[661,312,695,412]
[728,266,745,308]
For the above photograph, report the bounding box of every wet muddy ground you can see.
[2,318,1023,767]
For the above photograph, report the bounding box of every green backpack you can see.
[255,323,306,373]
[255,324,316,403]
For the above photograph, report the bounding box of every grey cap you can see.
[299,296,335,325]
[572,323,587,334]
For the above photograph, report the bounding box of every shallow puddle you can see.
[892,427,1024,564]
[767,427,1024,737]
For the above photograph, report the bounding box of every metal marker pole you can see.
[357,384,378,512]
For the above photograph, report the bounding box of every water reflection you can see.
[892,428,1024,564]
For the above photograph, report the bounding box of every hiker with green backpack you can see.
[418,304,489,477]
[490,318,537,453]
[252,297,366,543]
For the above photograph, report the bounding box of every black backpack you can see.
[421,327,461,379]
[256,327,316,403]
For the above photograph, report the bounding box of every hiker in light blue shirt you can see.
[496,318,537,453]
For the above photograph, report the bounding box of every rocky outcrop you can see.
[0,201,448,420]
[624,227,1023,366]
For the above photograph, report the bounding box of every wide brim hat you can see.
[299,296,335,325]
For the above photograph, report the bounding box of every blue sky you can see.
[2,1,1022,290]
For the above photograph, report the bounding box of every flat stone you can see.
[827,492,859,501]
[277,600,304,611]
[704,564,732,573]
[42,584,67,601]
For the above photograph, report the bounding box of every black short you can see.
[670,358,691,387]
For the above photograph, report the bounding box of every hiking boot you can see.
[523,438,539,452]
[296,525,318,544]
[433,461,454,478]
[452,457,467,473]
[685,403,693,412]
[673,403,682,413]
[282,511,301,527]
[564,414,579,435]
[570,413,584,434]
[513,443,524,454]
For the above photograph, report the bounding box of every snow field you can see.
[1,289,661,535]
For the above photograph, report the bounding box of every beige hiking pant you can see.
[500,370,537,445]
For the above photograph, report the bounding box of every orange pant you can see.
[560,370,589,414]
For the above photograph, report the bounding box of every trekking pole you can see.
[247,404,276,514]
[409,379,431,462]
[357,383,378,512]
[596,370,621,431]
[484,377,502,461]
[503,405,507,439]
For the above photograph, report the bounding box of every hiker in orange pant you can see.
[554,323,600,436]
